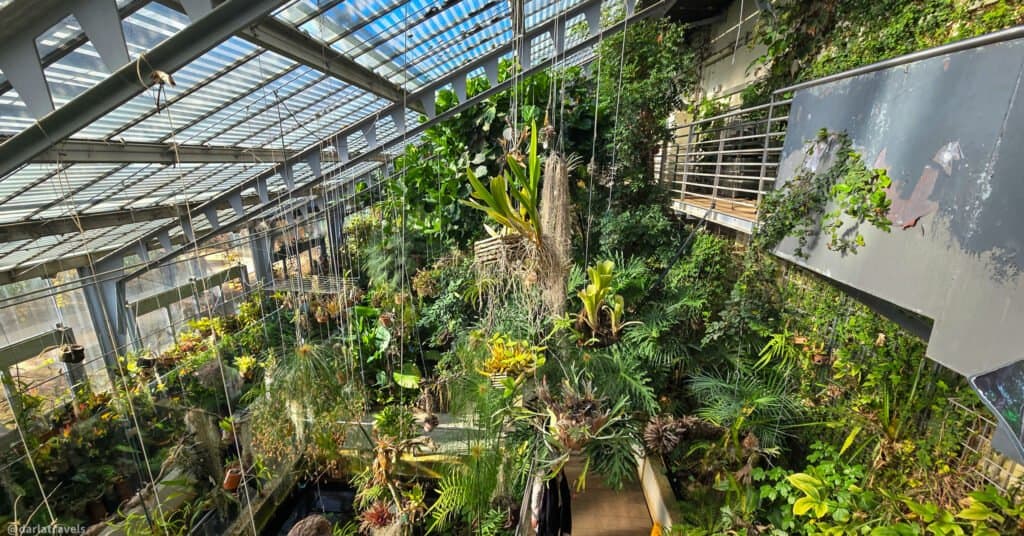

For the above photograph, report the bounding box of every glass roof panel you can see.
[120,164,230,209]
[0,88,34,136]
[35,15,82,60]
[74,37,266,140]
[0,164,63,206]
[200,74,355,148]
[0,0,613,270]
[171,64,313,145]
[15,164,148,216]
[225,88,388,151]
[116,51,296,143]
[385,20,511,87]
[44,41,109,108]
[149,164,273,206]
[355,0,508,82]
[293,0,408,44]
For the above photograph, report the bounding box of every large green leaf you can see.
[955,499,1003,523]
[793,496,818,516]
[393,363,422,390]
[787,473,823,500]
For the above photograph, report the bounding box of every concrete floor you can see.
[564,462,653,535]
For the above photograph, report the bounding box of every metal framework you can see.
[0,0,677,389]
[0,0,659,286]
[118,0,675,281]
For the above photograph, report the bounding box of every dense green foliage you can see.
[753,0,1024,96]
[5,4,1024,535]
[596,14,697,206]
[754,130,893,257]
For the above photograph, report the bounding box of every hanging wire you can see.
[152,55,261,534]
[1,368,56,526]
[606,0,632,211]
[37,90,170,528]
[583,8,606,267]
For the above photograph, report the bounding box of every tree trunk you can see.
[185,409,223,484]
[538,152,572,316]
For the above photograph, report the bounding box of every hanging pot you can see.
[85,498,107,524]
[223,467,243,491]
[61,344,86,364]
[114,477,134,503]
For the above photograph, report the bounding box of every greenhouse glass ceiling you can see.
[0,0,624,283]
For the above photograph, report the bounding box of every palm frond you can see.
[689,369,802,450]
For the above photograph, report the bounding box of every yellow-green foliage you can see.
[479,333,545,376]
[463,123,542,245]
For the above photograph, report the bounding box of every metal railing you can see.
[665,98,791,233]
[274,274,359,295]
[949,397,1024,497]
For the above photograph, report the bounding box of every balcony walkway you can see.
[563,461,654,536]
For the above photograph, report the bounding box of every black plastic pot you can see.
[60,344,86,364]
[85,498,107,525]
[137,356,156,369]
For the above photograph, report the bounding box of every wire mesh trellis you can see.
[948,397,1024,498]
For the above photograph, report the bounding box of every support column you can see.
[249,224,275,288]
[77,257,128,380]
[326,200,346,271]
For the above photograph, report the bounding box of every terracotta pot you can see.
[61,344,86,364]
[223,467,243,491]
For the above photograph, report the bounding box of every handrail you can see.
[774,25,1024,95]
[681,99,792,127]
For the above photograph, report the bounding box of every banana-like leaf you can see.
[464,121,544,243]
[577,285,601,332]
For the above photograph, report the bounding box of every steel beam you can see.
[0,0,285,179]
[0,0,127,118]
[157,0,420,109]
[248,227,275,287]
[0,227,207,285]
[0,195,266,242]
[0,0,150,97]
[26,138,295,165]
[237,18,423,113]
[111,0,675,281]
[129,264,246,316]
[0,326,70,370]
[77,257,129,368]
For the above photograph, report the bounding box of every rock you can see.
[287,514,332,536]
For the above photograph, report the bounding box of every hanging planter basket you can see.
[488,373,509,390]
[60,344,86,364]
[473,235,529,268]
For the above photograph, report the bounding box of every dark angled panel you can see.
[774,36,1024,382]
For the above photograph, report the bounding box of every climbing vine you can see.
[754,0,1024,93]
[754,129,892,257]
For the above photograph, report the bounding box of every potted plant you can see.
[223,461,243,491]
[136,353,156,370]
[479,333,546,387]
[575,260,640,346]
[60,344,86,364]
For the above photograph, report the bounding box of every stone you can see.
[287,514,332,536]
